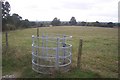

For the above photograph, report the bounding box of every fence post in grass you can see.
[37,26,39,37]
[5,31,8,48]
[77,39,83,68]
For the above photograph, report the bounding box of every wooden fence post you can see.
[6,31,8,48]
[77,39,83,68]
[37,27,39,37]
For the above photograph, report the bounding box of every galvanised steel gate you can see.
[32,34,72,74]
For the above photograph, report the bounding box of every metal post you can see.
[42,34,44,56]
[32,35,35,64]
[63,35,66,64]
[36,26,39,70]
[46,35,48,60]
[77,39,83,68]
[37,27,39,54]
[55,37,59,70]
[36,22,39,54]
[32,35,35,54]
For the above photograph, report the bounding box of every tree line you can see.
[38,17,119,28]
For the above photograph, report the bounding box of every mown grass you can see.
[2,26,118,78]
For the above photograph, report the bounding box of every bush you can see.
[7,24,16,30]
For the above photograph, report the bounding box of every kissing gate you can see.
[32,34,72,74]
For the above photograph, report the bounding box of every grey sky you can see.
[7,0,119,22]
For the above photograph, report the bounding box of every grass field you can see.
[2,26,118,78]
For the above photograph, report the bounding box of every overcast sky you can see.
[7,0,119,22]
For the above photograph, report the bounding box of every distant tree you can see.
[11,13,22,28]
[107,22,114,27]
[93,21,100,26]
[30,22,36,26]
[69,17,77,25]
[87,22,93,26]
[51,17,61,26]
[61,22,69,26]
[2,1,11,31]
[21,19,30,28]
[81,21,86,26]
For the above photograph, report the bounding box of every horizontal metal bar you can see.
[32,51,71,59]
[59,58,71,67]
[32,44,72,49]
[32,60,54,67]
[33,36,72,40]
[32,58,71,68]
[59,52,71,59]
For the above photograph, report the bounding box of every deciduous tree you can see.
[51,17,61,26]
[69,17,77,26]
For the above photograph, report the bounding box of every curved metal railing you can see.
[32,34,72,74]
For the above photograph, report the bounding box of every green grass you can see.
[2,26,118,78]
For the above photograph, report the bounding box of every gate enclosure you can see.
[32,34,72,74]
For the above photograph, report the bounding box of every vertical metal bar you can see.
[36,22,39,71]
[63,35,66,64]
[36,26,39,56]
[42,34,44,56]
[32,35,35,69]
[32,35,34,59]
[69,36,72,65]
[37,26,39,70]
[46,35,48,61]
[55,37,59,70]
[32,35,35,55]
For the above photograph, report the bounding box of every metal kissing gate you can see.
[32,34,72,74]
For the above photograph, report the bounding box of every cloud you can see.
[7,0,118,22]
[62,2,94,10]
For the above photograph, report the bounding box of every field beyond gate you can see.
[2,26,118,78]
